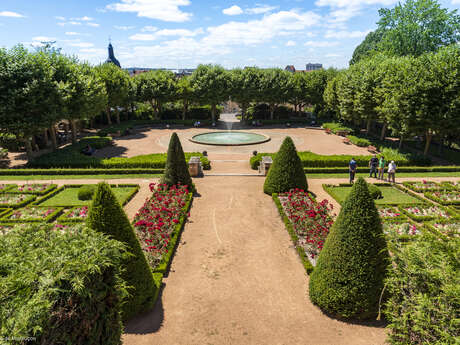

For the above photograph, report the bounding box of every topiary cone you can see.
[263,136,307,194]
[161,132,194,191]
[87,182,157,321]
[309,177,389,320]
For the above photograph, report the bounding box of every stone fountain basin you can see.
[190,131,270,146]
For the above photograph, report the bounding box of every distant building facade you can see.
[285,65,296,73]
[105,43,121,68]
[305,63,322,71]
[125,67,195,77]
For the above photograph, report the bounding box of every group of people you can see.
[348,155,397,184]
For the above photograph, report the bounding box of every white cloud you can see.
[68,42,94,48]
[107,0,192,22]
[0,11,25,18]
[65,32,80,36]
[130,28,204,41]
[324,29,371,39]
[87,22,100,27]
[315,0,397,22]
[223,5,243,15]
[246,5,278,14]
[286,40,296,46]
[55,16,66,21]
[72,16,93,21]
[141,25,158,32]
[32,36,56,42]
[204,10,321,46]
[325,53,341,57]
[114,25,135,30]
[304,40,339,47]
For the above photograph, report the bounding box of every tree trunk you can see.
[399,136,403,150]
[270,104,275,120]
[211,103,216,123]
[182,100,188,121]
[241,104,247,122]
[90,118,95,129]
[106,107,112,125]
[424,131,432,156]
[43,129,49,147]
[24,137,33,161]
[115,108,121,124]
[49,125,57,150]
[380,123,387,141]
[366,119,372,136]
[31,135,39,151]
[70,119,77,144]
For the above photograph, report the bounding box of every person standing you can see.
[369,155,379,178]
[388,160,397,183]
[378,156,386,180]
[349,157,357,184]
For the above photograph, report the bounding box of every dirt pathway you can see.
[123,177,387,345]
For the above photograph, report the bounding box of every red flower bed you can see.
[133,183,190,269]
[279,189,334,260]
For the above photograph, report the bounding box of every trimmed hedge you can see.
[424,190,460,206]
[322,122,353,134]
[7,184,57,195]
[0,224,128,344]
[398,203,458,222]
[87,182,157,321]
[272,193,314,274]
[384,231,460,344]
[0,194,36,209]
[0,208,12,218]
[302,166,460,173]
[57,206,89,223]
[78,185,96,200]
[0,168,164,176]
[251,149,431,170]
[153,192,193,274]
[346,135,371,147]
[0,206,64,223]
[263,137,308,194]
[309,178,390,320]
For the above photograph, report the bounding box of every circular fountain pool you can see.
[190,131,270,146]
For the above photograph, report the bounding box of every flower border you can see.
[424,190,460,206]
[0,206,64,223]
[398,203,456,222]
[7,184,58,195]
[424,219,460,239]
[0,194,37,209]
[57,206,89,223]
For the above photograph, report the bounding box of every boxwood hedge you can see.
[0,224,128,345]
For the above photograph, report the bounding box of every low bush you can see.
[78,185,96,200]
[0,168,165,176]
[251,148,431,170]
[322,122,353,134]
[346,135,371,147]
[385,231,460,344]
[368,184,383,199]
[0,133,20,151]
[0,224,127,344]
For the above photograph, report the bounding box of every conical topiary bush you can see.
[161,132,194,191]
[309,177,389,320]
[263,136,307,194]
[87,182,157,321]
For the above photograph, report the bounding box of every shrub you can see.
[385,232,460,344]
[87,182,157,321]
[368,184,383,199]
[0,224,127,344]
[309,178,390,319]
[77,185,95,200]
[263,137,308,194]
[346,135,371,147]
[322,122,353,134]
[161,133,194,191]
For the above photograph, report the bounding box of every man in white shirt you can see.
[388,161,396,183]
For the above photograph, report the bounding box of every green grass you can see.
[326,185,422,205]
[308,172,460,179]
[0,174,162,181]
[39,186,137,207]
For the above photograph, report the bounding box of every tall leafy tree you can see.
[191,64,229,123]
[259,68,291,120]
[377,0,460,57]
[175,76,195,120]
[230,67,261,121]
[350,29,385,65]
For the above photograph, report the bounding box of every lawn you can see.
[325,185,422,205]
[38,186,138,207]
[0,174,162,181]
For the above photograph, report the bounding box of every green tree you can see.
[309,178,389,319]
[87,182,157,320]
[95,63,130,124]
[377,0,460,57]
[259,69,292,120]
[350,29,385,65]
[303,68,338,117]
[160,132,194,190]
[175,76,195,120]
[190,64,229,123]
[263,136,307,194]
[231,67,262,121]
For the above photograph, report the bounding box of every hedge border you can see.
[7,184,58,195]
[424,219,460,239]
[302,166,460,173]
[33,184,139,207]
[0,168,165,176]
[152,192,193,275]
[440,181,460,191]
[402,181,444,193]
[0,184,16,193]
[0,194,37,209]
[0,206,64,224]
[397,203,458,222]
[272,193,314,275]
[393,184,433,204]
[56,206,89,223]
[0,208,12,218]
[376,205,408,221]
[424,190,460,206]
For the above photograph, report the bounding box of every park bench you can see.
[342,138,351,145]
[367,145,378,153]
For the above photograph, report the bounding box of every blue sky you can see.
[1,0,458,69]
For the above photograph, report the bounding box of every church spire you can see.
[105,40,121,68]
